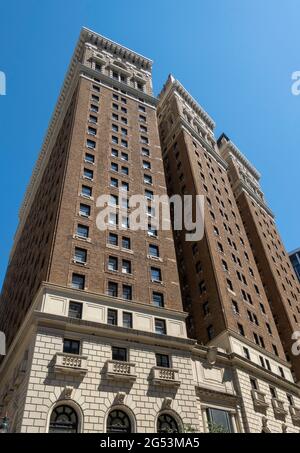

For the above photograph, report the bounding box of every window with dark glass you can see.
[112,347,127,362]
[149,244,159,258]
[206,408,233,433]
[77,224,89,239]
[63,339,80,355]
[79,204,91,217]
[155,319,166,335]
[74,247,87,264]
[107,309,118,326]
[71,273,85,290]
[108,281,118,297]
[152,292,164,308]
[68,302,83,320]
[108,233,118,247]
[122,285,132,301]
[123,312,133,329]
[81,185,92,197]
[122,236,131,250]
[156,353,170,368]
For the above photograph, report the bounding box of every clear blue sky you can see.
[0,0,299,288]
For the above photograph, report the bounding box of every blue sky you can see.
[0,0,299,287]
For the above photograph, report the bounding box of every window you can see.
[207,325,214,340]
[203,302,210,316]
[107,309,118,326]
[232,300,239,315]
[151,267,162,282]
[243,347,251,360]
[145,189,154,200]
[139,104,146,112]
[199,280,206,295]
[74,247,87,264]
[112,347,127,362]
[122,260,132,274]
[155,319,166,335]
[107,410,131,434]
[71,273,85,290]
[122,236,131,250]
[85,153,95,163]
[108,281,118,297]
[148,225,158,237]
[121,181,129,192]
[90,104,99,113]
[121,166,129,176]
[108,233,118,247]
[112,136,119,145]
[273,344,279,356]
[206,409,233,433]
[63,339,80,355]
[157,414,179,434]
[250,377,258,390]
[238,323,245,337]
[141,147,150,157]
[109,194,119,206]
[279,367,285,378]
[81,185,92,197]
[109,212,118,226]
[77,224,89,239]
[156,354,170,368]
[143,160,151,170]
[149,244,159,258]
[152,292,164,308]
[89,114,98,124]
[111,162,118,172]
[287,394,294,407]
[121,139,128,148]
[123,312,133,329]
[227,279,234,292]
[121,152,128,161]
[83,168,93,180]
[79,204,91,217]
[121,127,128,136]
[68,302,83,320]
[108,256,118,272]
[49,405,78,433]
[86,139,96,149]
[122,285,132,300]
[270,386,277,399]
[110,177,119,188]
[144,174,152,185]
[88,126,97,136]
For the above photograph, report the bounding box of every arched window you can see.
[107,409,132,433]
[157,413,179,433]
[49,405,78,433]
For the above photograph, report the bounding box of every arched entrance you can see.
[49,405,78,433]
[106,409,132,433]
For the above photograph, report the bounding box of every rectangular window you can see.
[122,285,132,301]
[88,126,97,136]
[83,168,93,180]
[144,174,153,185]
[149,244,159,258]
[151,267,162,282]
[108,256,118,272]
[156,354,170,368]
[143,160,151,170]
[152,292,164,308]
[74,247,87,264]
[79,203,91,217]
[89,115,98,124]
[110,177,119,188]
[111,162,118,172]
[123,312,133,329]
[77,224,89,239]
[108,281,118,297]
[121,166,129,176]
[206,409,233,433]
[108,233,118,247]
[68,302,83,320]
[63,339,80,355]
[145,189,154,200]
[107,309,118,326]
[109,194,119,206]
[86,139,96,149]
[112,136,119,145]
[122,260,132,274]
[112,347,127,362]
[207,325,214,340]
[141,147,150,157]
[122,236,131,250]
[81,185,92,197]
[121,152,129,161]
[121,139,128,148]
[90,104,99,113]
[85,153,95,163]
[71,273,85,290]
[155,319,167,335]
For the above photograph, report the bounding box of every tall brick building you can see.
[0,30,300,433]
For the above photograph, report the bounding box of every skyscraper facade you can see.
[0,30,300,433]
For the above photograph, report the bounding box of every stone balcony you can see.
[251,389,269,409]
[272,398,288,416]
[106,360,136,381]
[53,353,88,376]
[151,367,181,387]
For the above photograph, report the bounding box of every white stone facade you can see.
[1,284,300,433]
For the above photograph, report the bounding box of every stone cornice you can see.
[82,27,153,70]
[158,74,216,130]
[219,136,261,181]
[233,180,275,219]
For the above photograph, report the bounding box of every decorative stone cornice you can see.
[82,27,153,71]
[158,74,216,130]
[218,133,261,181]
